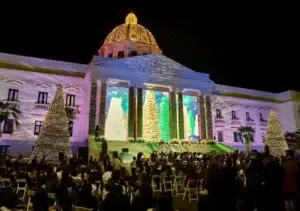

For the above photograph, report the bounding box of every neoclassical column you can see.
[136,85,143,139]
[127,85,136,140]
[177,92,185,140]
[88,82,97,135]
[198,95,207,139]
[205,95,213,139]
[98,80,107,138]
[169,88,178,140]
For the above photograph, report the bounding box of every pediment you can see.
[92,54,214,93]
[36,83,54,89]
[4,79,24,86]
[64,85,81,93]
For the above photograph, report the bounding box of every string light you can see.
[265,110,288,157]
[31,85,72,163]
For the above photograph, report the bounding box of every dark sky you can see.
[0,2,297,93]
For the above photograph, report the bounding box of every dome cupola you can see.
[99,13,162,58]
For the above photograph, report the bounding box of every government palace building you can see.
[0,13,299,156]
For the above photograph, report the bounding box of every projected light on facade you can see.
[105,86,129,141]
[143,90,170,142]
[183,95,199,139]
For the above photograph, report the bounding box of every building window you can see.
[69,121,74,137]
[217,131,223,142]
[231,111,238,120]
[233,132,241,142]
[34,121,43,135]
[216,109,222,118]
[7,89,19,101]
[129,51,138,57]
[2,119,14,134]
[117,51,124,58]
[246,112,253,121]
[66,94,75,107]
[259,113,267,122]
[37,92,48,104]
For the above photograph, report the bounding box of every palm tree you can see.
[284,130,300,149]
[238,126,254,152]
[0,100,22,137]
[65,106,76,121]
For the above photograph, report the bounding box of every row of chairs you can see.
[150,173,206,202]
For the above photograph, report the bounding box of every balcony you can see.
[3,100,20,107]
[231,119,241,126]
[260,121,268,127]
[215,118,225,127]
[246,120,256,126]
[34,102,50,115]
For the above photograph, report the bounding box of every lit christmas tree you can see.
[159,96,170,142]
[105,97,127,141]
[143,90,160,141]
[265,110,288,157]
[31,85,72,163]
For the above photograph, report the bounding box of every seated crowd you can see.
[0,148,299,211]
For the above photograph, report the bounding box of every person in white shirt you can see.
[102,165,113,185]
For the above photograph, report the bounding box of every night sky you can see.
[0,2,296,93]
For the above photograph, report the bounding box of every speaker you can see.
[112,151,118,158]
[122,148,129,153]
[58,152,64,162]
[78,147,89,164]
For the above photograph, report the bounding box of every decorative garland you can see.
[128,86,136,140]
[137,87,143,139]
[199,95,207,139]
[169,91,178,140]
[205,96,213,139]
[99,81,107,137]
[88,82,97,135]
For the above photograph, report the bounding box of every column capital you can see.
[169,87,182,93]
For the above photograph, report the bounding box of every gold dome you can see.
[103,13,160,49]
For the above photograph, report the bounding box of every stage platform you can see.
[88,137,233,163]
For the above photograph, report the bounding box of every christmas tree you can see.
[31,85,72,163]
[159,96,170,142]
[143,90,160,141]
[265,110,288,157]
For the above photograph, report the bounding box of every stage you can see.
[88,136,233,163]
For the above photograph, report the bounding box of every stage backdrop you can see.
[183,95,199,140]
[143,90,170,142]
[104,85,129,141]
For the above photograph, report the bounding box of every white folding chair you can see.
[26,190,35,211]
[152,174,162,193]
[16,179,27,201]
[182,179,199,202]
[162,173,173,192]
[173,174,185,196]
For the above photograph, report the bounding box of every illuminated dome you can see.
[103,13,160,49]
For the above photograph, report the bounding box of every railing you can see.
[260,121,268,127]
[231,119,241,125]
[34,102,50,110]
[3,100,20,107]
[246,120,256,126]
[215,118,225,127]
